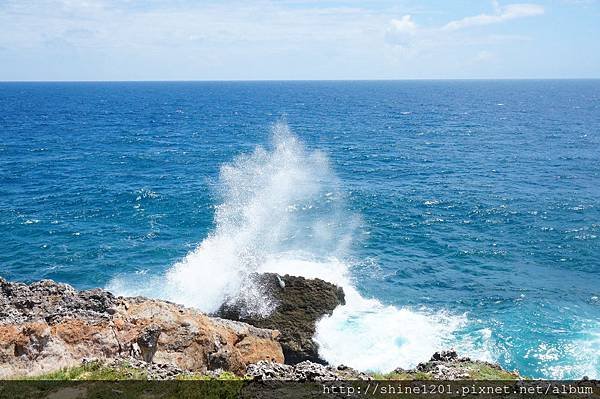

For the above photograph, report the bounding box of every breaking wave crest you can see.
[108,121,489,372]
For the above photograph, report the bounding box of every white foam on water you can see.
[108,121,488,372]
[314,292,467,372]
[535,326,600,380]
[258,253,484,372]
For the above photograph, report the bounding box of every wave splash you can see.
[164,121,356,314]
[108,122,487,372]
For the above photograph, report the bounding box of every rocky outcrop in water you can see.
[0,277,283,378]
[216,273,345,364]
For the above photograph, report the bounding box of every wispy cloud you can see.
[443,2,544,31]
[386,1,544,50]
[0,0,596,80]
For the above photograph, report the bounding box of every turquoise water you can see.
[1,81,599,378]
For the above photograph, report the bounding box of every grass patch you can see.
[176,371,249,381]
[4,363,247,399]
[21,361,147,381]
[463,362,519,380]
[371,371,433,380]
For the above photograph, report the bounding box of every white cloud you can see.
[2,0,588,80]
[385,2,543,52]
[442,2,544,31]
[385,15,418,47]
[0,0,400,79]
[390,15,417,34]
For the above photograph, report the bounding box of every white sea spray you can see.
[109,121,490,372]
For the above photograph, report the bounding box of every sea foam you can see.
[108,121,488,372]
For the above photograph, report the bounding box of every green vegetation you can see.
[16,362,248,382]
[11,360,518,382]
[20,361,147,381]
[462,362,519,380]
[371,370,433,380]
[369,361,519,381]
[0,361,522,399]
[2,363,247,399]
[176,371,248,381]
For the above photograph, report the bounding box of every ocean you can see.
[1,80,598,379]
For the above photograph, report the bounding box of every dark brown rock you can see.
[216,273,345,365]
[430,349,458,362]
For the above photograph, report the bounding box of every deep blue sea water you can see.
[1,81,599,378]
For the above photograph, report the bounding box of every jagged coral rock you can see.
[0,277,283,378]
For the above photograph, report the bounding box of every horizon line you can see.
[2,78,600,83]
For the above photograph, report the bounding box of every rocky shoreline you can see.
[0,275,518,381]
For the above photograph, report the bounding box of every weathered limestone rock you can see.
[0,277,284,378]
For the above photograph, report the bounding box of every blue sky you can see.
[0,0,598,80]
